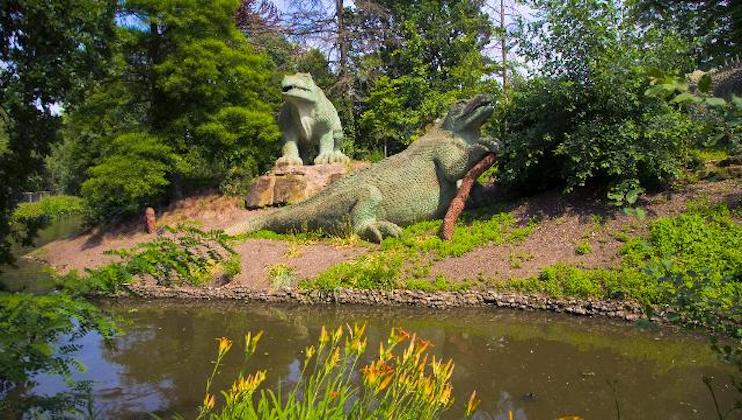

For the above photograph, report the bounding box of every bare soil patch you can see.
[33,179,739,288]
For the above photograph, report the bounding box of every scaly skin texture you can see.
[689,58,742,99]
[276,73,350,166]
[227,96,497,242]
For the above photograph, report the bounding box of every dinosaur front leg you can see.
[315,132,350,164]
[276,133,303,166]
[351,185,403,243]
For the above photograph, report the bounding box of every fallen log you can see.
[440,152,497,240]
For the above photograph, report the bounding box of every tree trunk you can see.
[440,153,497,240]
[500,0,507,94]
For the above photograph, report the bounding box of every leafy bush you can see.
[0,292,116,416]
[81,133,174,223]
[196,325,479,419]
[495,0,700,203]
[58,225,238,294]
[10,195,84,245]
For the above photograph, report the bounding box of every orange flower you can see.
[203,393,216,410]
[329,390,340,400]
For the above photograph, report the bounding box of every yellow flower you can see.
[305,345,316,361]
[244,331,264,355]
[216,336,233,355]
[439,384,452,406]
[319,325,329,345]
[465,390,480,417]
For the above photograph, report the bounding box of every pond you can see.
[31,300,738,419]
[0,216,82,293]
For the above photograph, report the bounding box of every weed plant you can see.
[57,224,239,294]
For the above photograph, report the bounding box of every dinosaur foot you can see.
[357,221,403,243]
[276,155,304,167]
[315,151,350,164]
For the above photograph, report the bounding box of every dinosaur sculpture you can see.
[689,58,742,99]
[227,95,498,242]
[276,73,350,166]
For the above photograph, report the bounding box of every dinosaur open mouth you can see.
[463,96,493,116]
[282,85,310,93]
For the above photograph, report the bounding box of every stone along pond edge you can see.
[112,285,663,322]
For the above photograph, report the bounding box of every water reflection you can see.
[58,300,737,419]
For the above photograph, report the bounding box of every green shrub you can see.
[495,1,699,202]
[57,225,238,294]
[302,252,404,291]
[81,132,174,223]
[384,212,536,258]
[10,195,84,245]
[575,240,592,255]
[266,264,295,289]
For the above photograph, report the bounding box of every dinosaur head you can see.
[281,72,320,103]
[441,95,494,135]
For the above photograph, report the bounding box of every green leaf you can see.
[671,92,697,105]
[704,97,727,108]
[625,189,640,205]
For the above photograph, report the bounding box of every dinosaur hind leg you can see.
[351,185,403,243]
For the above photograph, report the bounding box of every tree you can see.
[495,0,700,204]
[627,0,742,68]
[55,0,281,221]
[354,0,497,154]
[0,0,116,263]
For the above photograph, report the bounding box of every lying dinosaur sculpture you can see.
[276,72,350,166]
[689,57,742,99]
[227,95,497,242]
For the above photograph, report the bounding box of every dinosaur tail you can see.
[224,205,304,236]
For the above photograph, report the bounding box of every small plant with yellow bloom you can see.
[194,324,479,419]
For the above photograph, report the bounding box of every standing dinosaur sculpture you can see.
[227,95,498,242]
[276,73,350,166]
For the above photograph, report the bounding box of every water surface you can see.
[33,300,738,419]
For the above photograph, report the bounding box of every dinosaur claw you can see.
[358,221,402,243]
[315,151,350,165]
[276,155,304,167]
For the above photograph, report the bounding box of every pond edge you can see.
[114,285,665,322]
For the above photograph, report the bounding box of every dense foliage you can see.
[352,0,498,154]
[51,0,280,222]
[0,0,116,263]
[493,0,701,203]
[10,195,84,246]
[627,0,742,67]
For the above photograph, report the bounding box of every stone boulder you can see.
[246,163,367,209]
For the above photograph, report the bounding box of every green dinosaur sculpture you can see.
[227,95,497,242]
[689,58,742,99]
[276,73,350,166]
